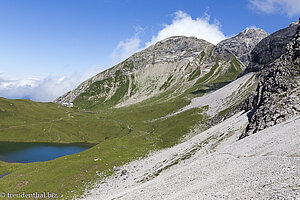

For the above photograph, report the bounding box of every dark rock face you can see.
[216,28,269,66]
[242,23,298,75]
[240,24,300,139]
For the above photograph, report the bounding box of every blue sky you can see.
[0,0,299,101]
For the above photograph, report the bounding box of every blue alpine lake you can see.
[0,142,93,163]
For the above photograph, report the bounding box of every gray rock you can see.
[216,28,269,66]
[241,21,299,76]
[240,23,300,139]
[121,169,128,176]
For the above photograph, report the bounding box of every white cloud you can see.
[246,25,258,29]
[111,11,227,63]
[0,65,102,102]
[249,0,300,17]
[110,34,142,63]
[146,11,226,46]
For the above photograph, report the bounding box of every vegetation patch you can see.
[188,67,201,81]
[210,58,242,84]
[159,75,174,90]
[199,51,205,62]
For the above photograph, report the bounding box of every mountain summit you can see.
[216,28,269,66]
[54,30,267,110]
[241,21,300,75]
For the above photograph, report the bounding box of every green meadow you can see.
[0,57,242,199]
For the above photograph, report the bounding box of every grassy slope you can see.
[0,97,205,199]
[0,56,243,199]
[0,98,126,143]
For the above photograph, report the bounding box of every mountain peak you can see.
[289,18,300,26]
[150,35,211,51]
[54,35,216,106]
[54,33,242,108]
[241,21,299,75]
[157,35,197,43]
[216,28,269,66]
[240,27,268,36]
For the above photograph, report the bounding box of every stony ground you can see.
[167,72,255,118]
[80,110,300,199]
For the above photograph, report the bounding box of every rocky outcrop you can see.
[240,23,300,139]
[241,22,299,75]
[216,28,269,66]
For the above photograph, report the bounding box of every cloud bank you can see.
[0,65,101,102]
[249,0,300,17]
[111,10,226,62]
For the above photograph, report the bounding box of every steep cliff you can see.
[240,22,300,138]
[241,22,299,75]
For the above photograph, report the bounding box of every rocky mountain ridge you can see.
[54,29,266,110]
[241,22,299,75]
[240,21,300,138]
[55,36,240,109]
[216,28,269,66]
[55,36,214,105]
